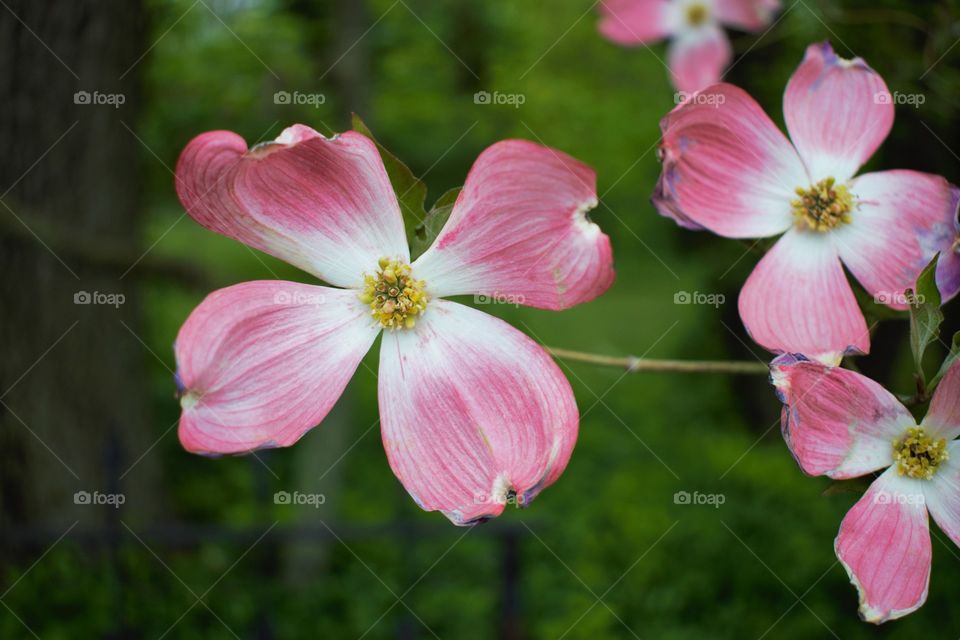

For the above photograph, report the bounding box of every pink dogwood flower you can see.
[771,354,960,623]
[173,124,614,525]
[598,0,780,92]
[654,42,960,362]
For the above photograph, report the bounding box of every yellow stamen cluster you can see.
[360,257,428,330]
[792,177,854,232]
[893,427,948,480]
[686,3,709,26]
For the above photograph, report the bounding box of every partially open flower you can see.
[173,125,615,525]
[771,355,960,622]
[598,0,780,92]
[654,42,960,362]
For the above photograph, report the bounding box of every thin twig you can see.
[546,347,769,375]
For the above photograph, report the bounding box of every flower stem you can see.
[545,347,769,375]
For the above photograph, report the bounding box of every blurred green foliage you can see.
[5,0,960,637]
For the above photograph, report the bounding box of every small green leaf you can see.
[410,187,461,260]
[929,330,960,390]
[822,476,873,497]
[351,114,427,247]
[908,255,943,385]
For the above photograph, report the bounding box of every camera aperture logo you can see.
[274,91,326,108]
[674,490,725,509]
[74,90,126,109]
[274,490,326,508]
[473,90,525,109]
[74,490,126,509]
[74,291,126,308]
[674,291,725,308]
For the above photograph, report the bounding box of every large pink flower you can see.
[654,42,960,362]
[598,0,780,92]
[771,354,960,623]
[173,124,615,525]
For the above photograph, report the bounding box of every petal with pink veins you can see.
[936,213,960,302]
[412,140,614,311]
[597,0,674,45]
[175,126,408,288]
[922,359,960,441]
[377,300,578,525]
[835,468,930,624]
[654,84,807,238]
[922,441,960,548]
[714,0,779,31]
[833,170,960,309]
[175,282,378,454]
[667,25,732,94]
[770,354,915,478]
[783,42,894,183]
[739,230,869,359]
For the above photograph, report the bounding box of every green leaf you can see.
[351,114,427,248]
[908,255,943,385]
[822,476,873,497]
[929,330,960,390]
[409,187,461,260]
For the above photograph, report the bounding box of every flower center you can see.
[685,3,709,26]
[893,427,948,480]
[791,177,854,232]
[360,257,428,330]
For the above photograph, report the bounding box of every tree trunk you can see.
[0,0,161,533]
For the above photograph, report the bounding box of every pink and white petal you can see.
[175,282,378,455]
[770,354,914,478]
[939,239,960,302]
[598,0,674,45]
[412,140,614,310]
[175,126,407,288]
[377,300,578,525]
[666,25,731,94]
[922,441,960,549]
[935,205,960,302]
[784,42,894,183]
[922,359,960,441]
[739,230,869,359]
[714,0,779,31]
[835,468,931,624]
[654,83,807,238]
[833,171,960,309]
